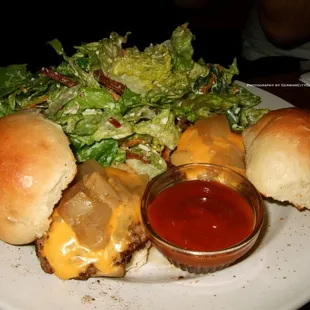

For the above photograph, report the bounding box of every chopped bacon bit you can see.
[111,91,120,101]
[121,49,127,57]
[122,138,143,148]
[93,70,125,95]
[108,117,122,128]
[126,151,149,164]
[162,146,173,167]
[162,146,171,161]
[232,87,239,94]
[201,74,216,93]
[215,64,223,72]
[41,67,77,88]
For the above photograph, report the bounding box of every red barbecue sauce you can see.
[147,180,254,252]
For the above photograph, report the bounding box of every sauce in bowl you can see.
[147,180,254,252]
[141,163,264,274]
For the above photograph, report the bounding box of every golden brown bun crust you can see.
[242,108,310,209]
[0,111,77,245]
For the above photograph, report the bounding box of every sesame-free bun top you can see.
[242,108,310,209]
[0,111,77,245]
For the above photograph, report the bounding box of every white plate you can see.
[0,81,309,310]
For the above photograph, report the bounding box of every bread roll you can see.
[242,108,310,209]
[0,111,77,244]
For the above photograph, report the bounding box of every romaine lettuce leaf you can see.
[69,134,96,148]
[126,143,167,179]
[0,65,32,98]
[170,23,194,71]
[57,111,133,141]
[0,102,13,116]
[18,76,54,108]
[57,113,101,136]
[98,32,128,75]
[173,92,241,122]
[62,87,118,114]
[173,89,265,131]
[44,85,81,118]
[145,70,191,104]
[232,83,261,107]
[74,138,120,166]
[226,107,269,131]
[193,58,239,94]
[48,39,99,88]
[126,159,165,179]
[93,114,133,141]
[222,58,239,85]
[134,109,181,149]
[188,62,210,80]
[124,106,156,123]
[107,44,172,94]
[73,42,101,71]
[118,88,143,114]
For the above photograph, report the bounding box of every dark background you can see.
[1,1,309,309]
[0,0,252,71]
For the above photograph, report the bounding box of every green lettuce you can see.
[73,42,101,71]
[170,23,194,70]
[93,114,133,141]
[126,159,165,179]
[107,44,172,94]
[74,138,120,166]
[188,62,210,80]
[118,88,143,114]
[0,65,32,98]
[57,112,133,141]
[44,85,81,118]
[173,92,240,122]
[126,144,167,179]
[194,58,239,94]
[226,107,269,131]
[48,39,99,88]
[98,32,128,74]
[134,109,181,150]
[58,113,101,137]
[0,65,55,114]
[222,58,239,85]
[232,83,261,106]
[61,87,118,114]
[145,70,191,104]
[0,24,267,180]
[124,106,156,122]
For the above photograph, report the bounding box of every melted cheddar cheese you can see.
[42,166,148,280]
[171,115,245,175]
[43,200,142,280]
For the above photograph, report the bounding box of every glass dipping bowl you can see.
[141,163,264,274]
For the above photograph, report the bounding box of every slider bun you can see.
[242,108,310,209]
[0,111,77,245]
